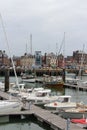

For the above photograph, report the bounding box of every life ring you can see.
[54,102,57,106]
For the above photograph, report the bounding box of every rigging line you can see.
[58,32,65,56]
[0,14,19,89]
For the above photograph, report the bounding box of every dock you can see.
[0,90,85,130]
[0,103,84,130]
[64,83,87,91]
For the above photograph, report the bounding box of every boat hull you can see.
[0,101,22,113]
[60,111,87,119]
[45,82,64,88]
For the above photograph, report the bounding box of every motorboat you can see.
[21,73,36,83]
[0,82,4,90]
[26,88,59,105]
[44,95,77,110]
[60,103,87,119]
[0,100,22,113]
[0,99,22,123]
[77,80,87,87]
[18,87,44,99]
[8,83,27,96]
[65,72,79,85]
[22,78,36,83]
[43,75,64,88]
[21,73,35,79]
[65,77,79,85]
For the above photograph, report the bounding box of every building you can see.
[20,53,35,69]
[73,50,87,65]
[45,52,57,67]
[35,51,42,66]
[0,50,10,67]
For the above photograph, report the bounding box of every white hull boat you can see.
[0,100,22,113]
[44,95,77,110]
[22,78,36,83]
[60,105,87,119]
[26,88,59,105]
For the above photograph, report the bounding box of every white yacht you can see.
[26,88,59,105]
[44,95,77,110]
[0,100,22,113]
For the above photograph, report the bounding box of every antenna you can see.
[30,34,32,54]
[58,32,65,55]
[26,43,27,54]
[62,32,65,68]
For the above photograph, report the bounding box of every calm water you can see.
[0,76,87,129]
[0,117,50,130]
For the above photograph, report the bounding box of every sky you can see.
[0,0,87,57]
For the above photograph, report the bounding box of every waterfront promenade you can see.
[0,90,84,130]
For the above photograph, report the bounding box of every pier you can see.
[0,90,84,130]
[64,83,87,91]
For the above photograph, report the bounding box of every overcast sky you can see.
[0,0,87,57]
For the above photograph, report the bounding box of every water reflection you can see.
[0,117,51,130]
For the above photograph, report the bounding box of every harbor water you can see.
[0,76,87,129]
[0,117,50,130]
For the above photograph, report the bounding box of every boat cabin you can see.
[36,89,51,97]
[57,95,71,103]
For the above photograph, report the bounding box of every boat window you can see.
[58,97,69,102]
[63,98,69,102]
[36,92,47,97]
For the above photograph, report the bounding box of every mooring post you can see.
[62,68,65,83]
[5,68,9,92]
[66,118,70,130]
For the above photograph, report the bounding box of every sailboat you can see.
[0,14,22,113]
[43,34,66,89]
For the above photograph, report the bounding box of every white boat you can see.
[26,88,59,105]
[0,14,22,114]
[44,95,77,110]
[0,82,4,90]
[21,73,36,83]
[21,73,35,79]
[18,87,44,99]
[65,72,79,85]
[77,80,87,87]
[60,103,87,119]
[65,77,79,85]
[8,83,27,96]
[0,100,22,113]
[22,78,36,83]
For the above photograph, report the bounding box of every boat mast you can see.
[0,14,19,88]
[78,44,85,80]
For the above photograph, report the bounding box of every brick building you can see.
[0,50,10,66]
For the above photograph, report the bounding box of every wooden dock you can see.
[0,104,84,130]
[64,83,87,91]
[0,90,85,130]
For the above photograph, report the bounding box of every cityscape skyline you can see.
[0,0,87,57]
